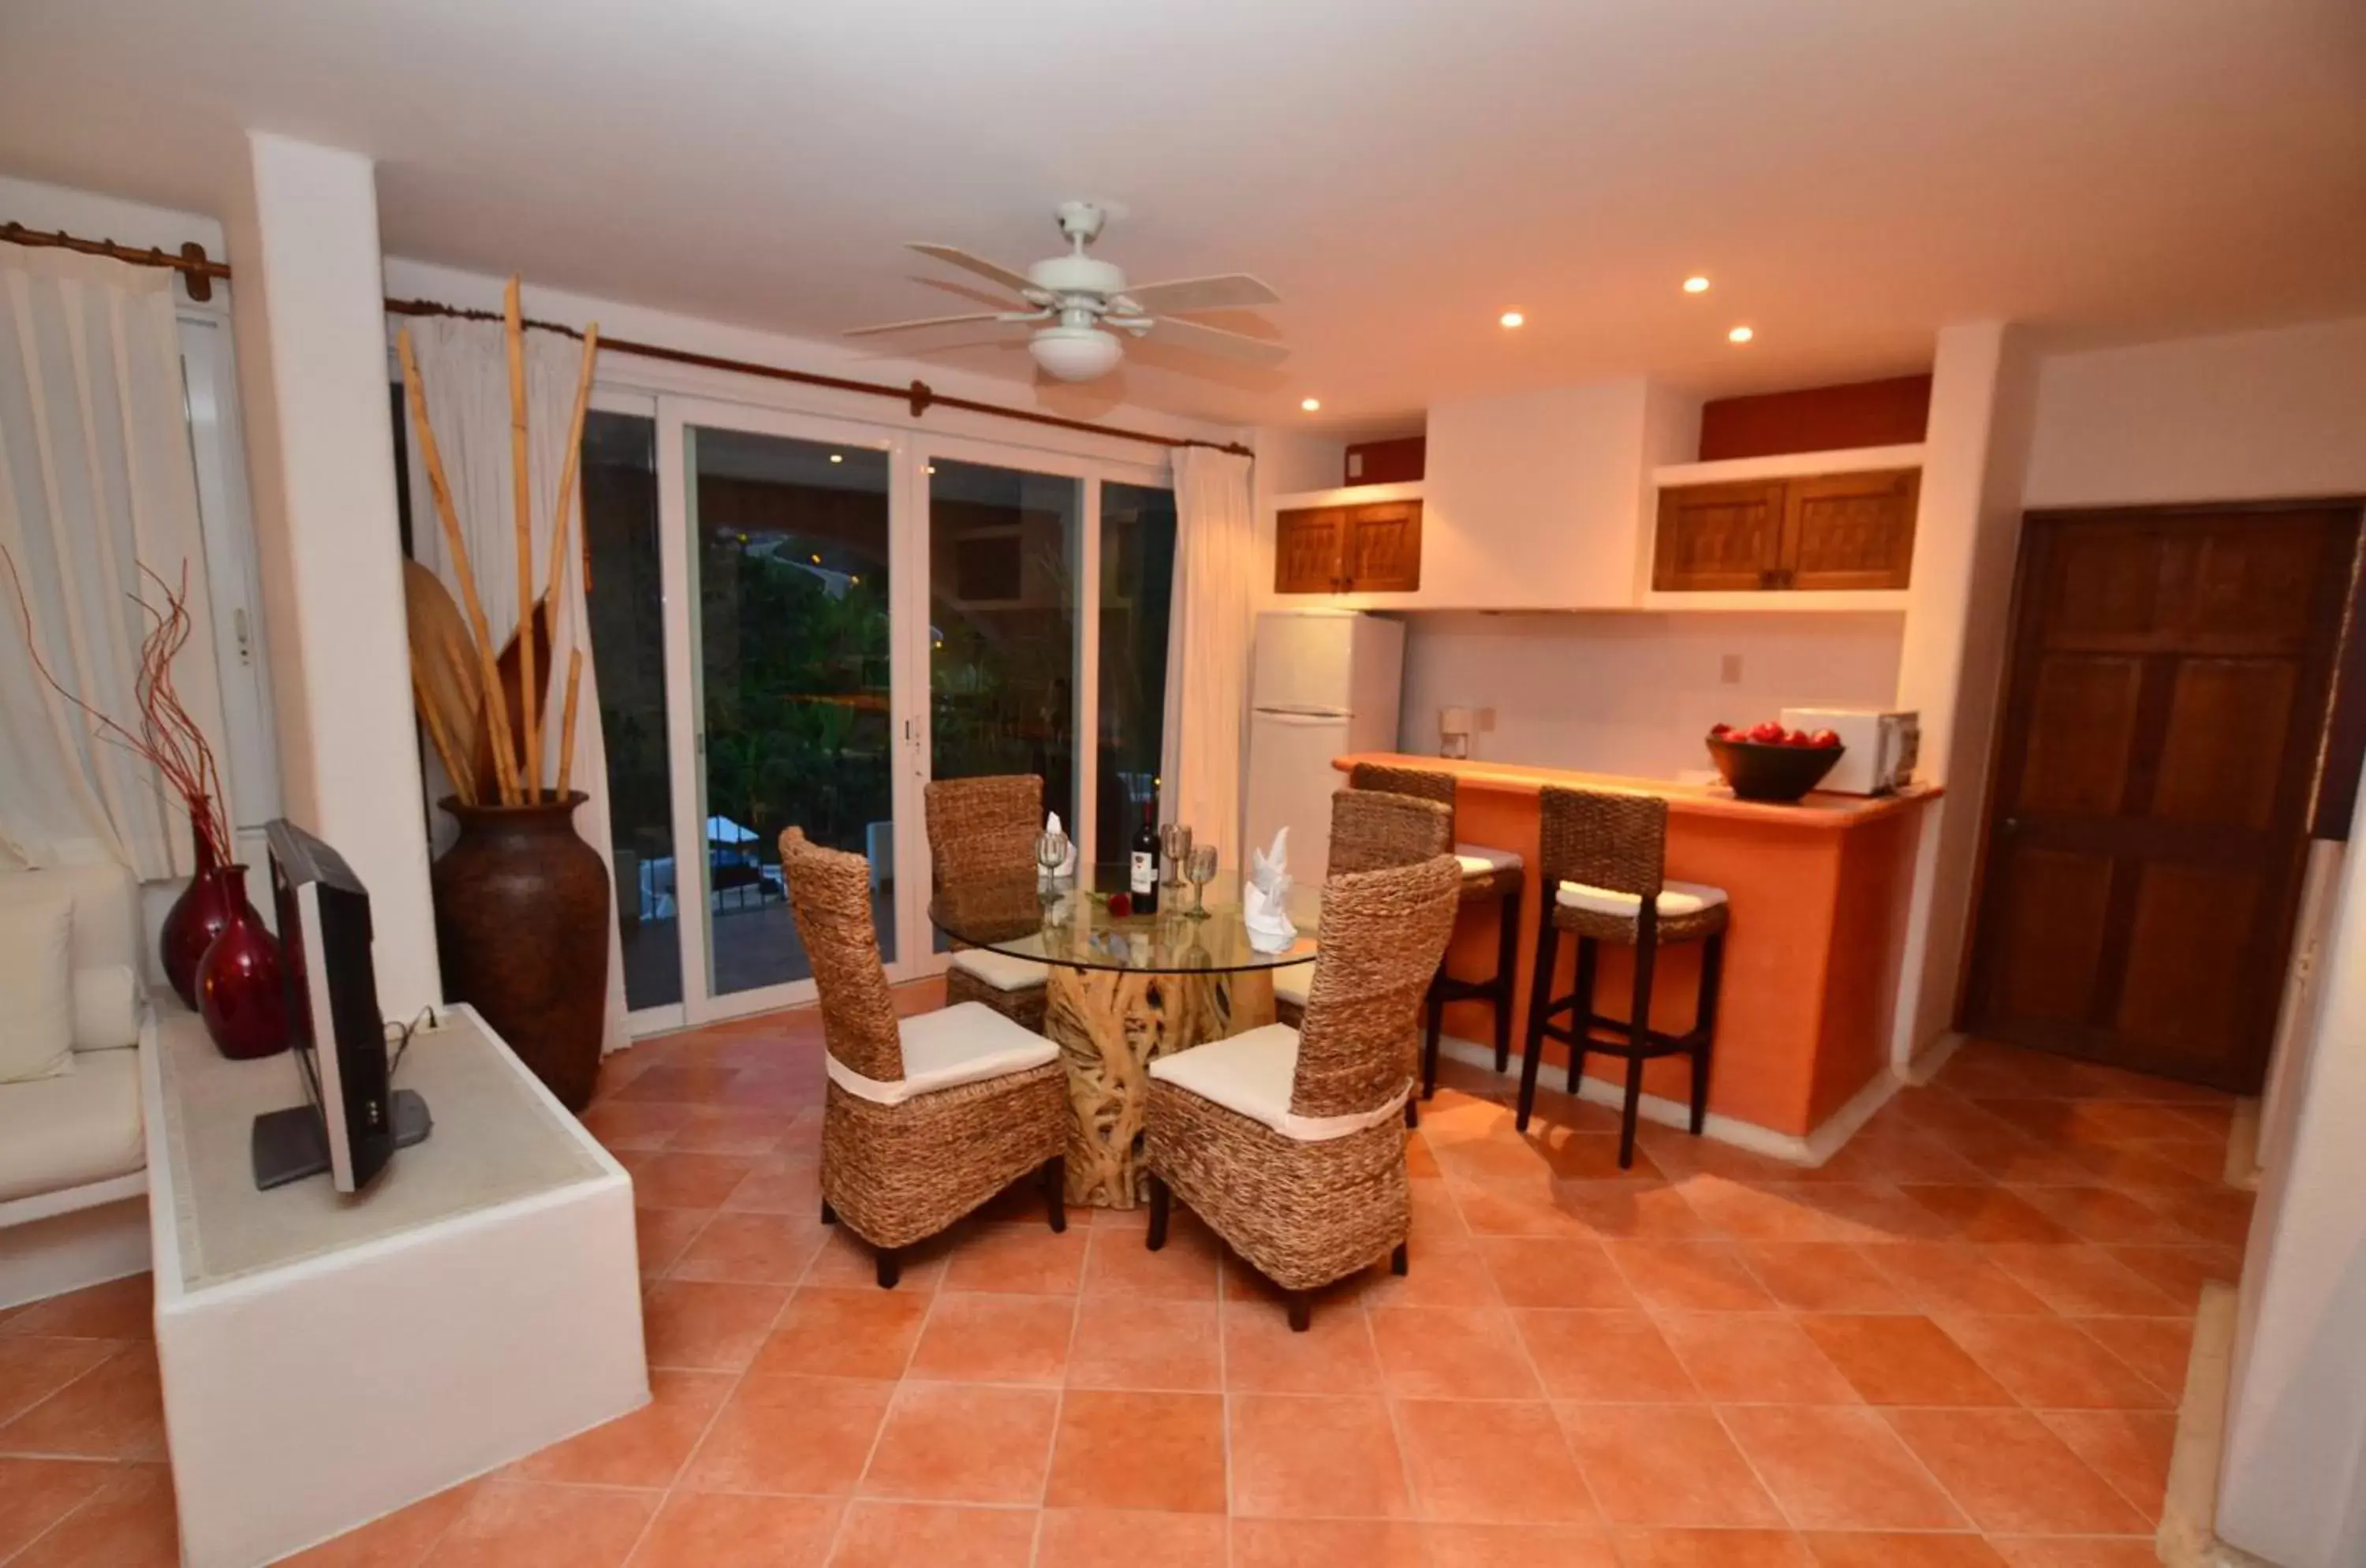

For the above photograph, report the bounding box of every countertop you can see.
[1330,752,1942,830]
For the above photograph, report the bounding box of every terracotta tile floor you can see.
[0,985,2247,1566]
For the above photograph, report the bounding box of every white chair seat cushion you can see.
[1271,962,1312,1008]
[1454,842,1523,879]
[0,1043,144,1205]
[1148,1023,1408,1143]
[1555,878,1728,920]
[825,1001,1058,1107]
[950,948,1050,992]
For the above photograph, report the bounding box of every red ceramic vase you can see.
[196,868,289,1059]
[161,832,233,1008]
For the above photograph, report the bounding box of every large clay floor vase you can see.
[432,792,610,1111]
[162,835,233,1008]
[196,870,289,1059]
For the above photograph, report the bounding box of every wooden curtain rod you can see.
[0,219,1252,457]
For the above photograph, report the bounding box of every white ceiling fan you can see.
[845,200,1287,383]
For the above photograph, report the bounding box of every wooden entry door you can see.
[1963,505,2360,1091]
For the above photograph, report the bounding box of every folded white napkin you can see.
[1041,811,1078,882]
[1243,827,1297,953]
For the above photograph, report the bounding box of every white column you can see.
[1886,321,2039,1065]
[2218,782,2366,1568]
[226,133,439,1018]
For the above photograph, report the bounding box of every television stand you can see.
[251,1090,434,1190]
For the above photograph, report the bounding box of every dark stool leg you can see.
[1042,1155,1067,1233]
[1691,931,1726,1136]
[1286,1291,1312,1333]
[820,1199,837,1226]
[1491,888,1520,1073]
[1145,1173,1170,1251]
[1422,969,1446,1102]
[875,1247,901,1290]
[1565,936,1598,1095]
[1516,914,1561,1133]
[1616,932,1659,1170]
[1390,1240,1409,1275]
[1404,1092,1420,1130]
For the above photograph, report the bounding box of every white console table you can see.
[140,1000,647,1568]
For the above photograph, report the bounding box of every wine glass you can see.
[1159,822,1193,890]
[1034,828,1069,900]
[1184,844,1218,920]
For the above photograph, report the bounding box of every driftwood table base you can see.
[1047,965,1277,1208]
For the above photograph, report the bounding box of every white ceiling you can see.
[2,0,2361,428]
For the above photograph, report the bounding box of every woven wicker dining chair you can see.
[1514,787,1729,1170]
[1347,762,1527,1100]
[780,828,1068,1288]
[1143,853,1461,1332]
[924,774,1049,1032]
[1274,788,1451,1029]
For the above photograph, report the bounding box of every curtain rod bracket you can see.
[178,243,214,302]
[907,379,935,420]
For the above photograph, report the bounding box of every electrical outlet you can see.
[1475,707,1496,732]
[1346,452,1364,479]
[1720,653,1743,685]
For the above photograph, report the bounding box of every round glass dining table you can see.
[930,867,1320,1208]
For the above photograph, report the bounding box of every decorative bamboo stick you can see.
[435,622,508,800]
[555,648,584,797]
[541,324,601,639]
[398,326,521,805]
[412,655,477,808]
[506,276,539,802]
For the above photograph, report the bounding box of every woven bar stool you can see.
[781,829,1067,1288]
[1515,787,1728,1169]
[1347,763,1525,1100]
[1274,789,1450,1128]
[924,775,1049,1032]
[1143,853,1462,1331]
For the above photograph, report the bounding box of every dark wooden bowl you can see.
[1704,735,1846,804]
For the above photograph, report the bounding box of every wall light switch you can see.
[1346,452,1364,479]
[1720,654,1743,685]
[1475,707,1496,733]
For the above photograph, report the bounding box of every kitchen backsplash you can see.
[1397,610,1906,778]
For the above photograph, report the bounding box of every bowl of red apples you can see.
[1704,719,1846,803]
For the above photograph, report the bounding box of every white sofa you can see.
[0,859,151,1309]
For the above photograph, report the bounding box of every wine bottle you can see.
[1129,801,1159,913]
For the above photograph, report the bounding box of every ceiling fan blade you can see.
[842,311,1021,338]
[1141,314,1291,367]
[907,243,1041,297]
[1120,274,1282,314]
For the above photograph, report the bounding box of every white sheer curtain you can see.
[402,318,629,1056]
[1160,446,1257,851]
[0,248,226,878]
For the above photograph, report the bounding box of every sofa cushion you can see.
[0,1043,144,1204]
[824,1001,1058,1107]
[950,948,1050,993]
[0,859,139,976]
[1148,1023,1408,1142]
[0,896,75,1085]
[72,965,140,1051]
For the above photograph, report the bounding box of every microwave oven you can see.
[1779,707,1920,795]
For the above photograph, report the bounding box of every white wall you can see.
[2024,317,2366,509]
[1399,610,1905,778]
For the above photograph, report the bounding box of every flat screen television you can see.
[258,819,430,1193]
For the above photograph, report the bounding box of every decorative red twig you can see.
[1,547,230,864]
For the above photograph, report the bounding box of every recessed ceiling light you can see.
[828,453,843,463]
[1684,276,1711,294]
[925,465,936,475]
[1498,311,1524,329]
[1728,326,1754,344]
[1300,397,1321,412]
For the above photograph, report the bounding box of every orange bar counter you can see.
[1331,753,1942,1143]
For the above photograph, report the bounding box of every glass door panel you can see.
[580,407,683,1016]
[1095,482,1177,865]
[927,458,1084,904]
[686,424,898,1002]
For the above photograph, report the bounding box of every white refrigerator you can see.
[1245,610,1406,882]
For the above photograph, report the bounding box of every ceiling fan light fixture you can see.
[1028,324,1124,383]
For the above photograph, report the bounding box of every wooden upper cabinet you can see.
[1274,500,1423,594]
[1651,481,1784,592]
[1653,467,1918,592]
[1783,469,1920,590]
[1274,506,1349,593]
